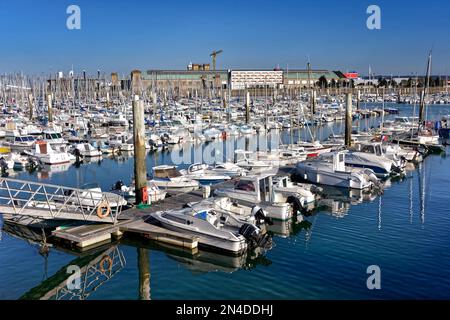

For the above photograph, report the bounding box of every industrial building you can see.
[141,68,344,94]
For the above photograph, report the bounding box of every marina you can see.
[0,88,449,298]
[1,1,450,303]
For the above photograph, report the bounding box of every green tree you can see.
[318,76,328,89]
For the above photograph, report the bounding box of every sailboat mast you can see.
[419,51,432,125]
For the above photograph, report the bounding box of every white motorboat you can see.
[75,143,102,158]
[42,130,66,146]
[111,180,167,204]
[344,148,402,178]
[30,141,71,165]
[205,162,246,177]
[234,150,274,173]
[272,176,318,208]
[149,206,266,255]
[296,151,380,190]
[179,163,231,184]
[4,130,36,151]
[150,165,200,193]
[214,173,297,221]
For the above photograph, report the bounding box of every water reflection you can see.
[2,221,273,300]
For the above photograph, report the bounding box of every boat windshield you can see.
[235,180,256,192]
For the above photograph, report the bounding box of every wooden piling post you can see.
[356,89,360,111]
[131,70,147,205]
[245,89,250,124]
[138,248,150,300]
[345,93,352,147]
[28,94,33,120]
[311,90,316,114]
[47,94,53,123]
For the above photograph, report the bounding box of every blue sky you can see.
[0,0,448,76]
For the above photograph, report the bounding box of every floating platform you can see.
[120,219,198,250]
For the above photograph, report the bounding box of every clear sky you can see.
[0,0,448,76]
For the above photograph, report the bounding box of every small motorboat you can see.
[149,165,199,193]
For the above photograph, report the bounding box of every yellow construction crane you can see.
[210,50,223,71]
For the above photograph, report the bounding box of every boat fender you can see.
[97,201,111,219]
[99,255,113,273]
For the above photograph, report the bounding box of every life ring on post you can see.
[141,187,149,204]
[97,201,111,219]
[99,255,113,273]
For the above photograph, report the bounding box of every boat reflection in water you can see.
[267,218,312,238]
[315,186,381,218]
[124,238,272,275]
[3,221,272,300]
[38,163,72,179]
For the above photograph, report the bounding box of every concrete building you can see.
[283,69,341,87]
[142,68,343,94]
[142,70,228,95]
[230,70,283,90]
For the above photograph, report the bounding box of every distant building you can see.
[187,62,210,71]
[143,69,228,94]
[230,70,283,90]
[284,70,341,87]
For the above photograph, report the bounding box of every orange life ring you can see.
[97,201,111,218]
[99,255,113,273]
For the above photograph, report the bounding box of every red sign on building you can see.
[344,72,359,79]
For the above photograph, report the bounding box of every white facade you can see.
[231,70,283,90]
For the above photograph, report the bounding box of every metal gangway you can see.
[0,178,125,224]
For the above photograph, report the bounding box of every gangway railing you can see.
[0,178,125,223]
[52,246,126,300]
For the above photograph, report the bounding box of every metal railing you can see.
[0,178,124,223]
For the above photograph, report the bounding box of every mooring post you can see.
[356,89,360,111]
[131,70,147,205]
[28,94,33,120]
[311,89,316,114]
[345,92,352,147]
[245,89,250,124]
[47,94,53,123]
[138,248,150,300]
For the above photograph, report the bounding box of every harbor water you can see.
[1,103,449,299]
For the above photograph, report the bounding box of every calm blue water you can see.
[0,103,449,300]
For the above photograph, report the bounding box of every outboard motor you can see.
[0,157,8,173]
[74,148,82,163]
[113,180,124,191]
[287,195,307,216]
[251,205,273,225]
[390,164,404,176]
[238,223,272,250]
